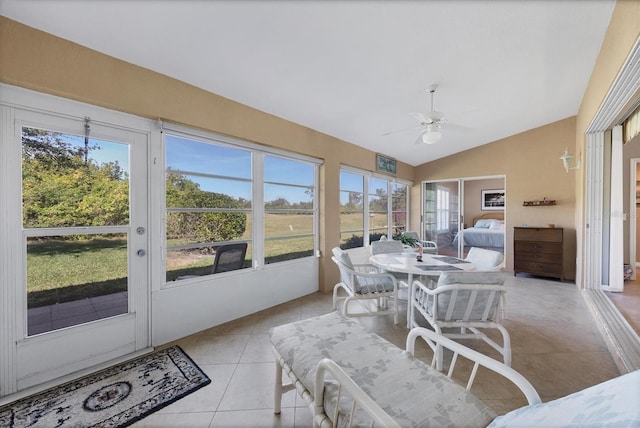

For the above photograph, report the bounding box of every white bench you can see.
[270,311,540,427]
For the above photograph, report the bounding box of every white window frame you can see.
[339,165,412,247]
[161,123,321,286]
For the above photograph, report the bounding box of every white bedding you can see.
[454,219,505,248]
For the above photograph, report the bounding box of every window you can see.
[339,170,364,248]
[437,187,450,232]
[339,167,410,249]
[264,155,315,263]
[165,130,319,281]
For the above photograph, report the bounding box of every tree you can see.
[22,127,94,168]
[165,172,247,244]
[22,129,129,228]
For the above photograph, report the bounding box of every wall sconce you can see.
[560,148,581,172]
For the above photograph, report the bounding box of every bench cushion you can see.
[270,311,496,427]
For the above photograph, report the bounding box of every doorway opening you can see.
[422,176,505,259]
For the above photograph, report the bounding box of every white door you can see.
[607,125,624,291]
[1,91,150,394]
[423,180,461,257]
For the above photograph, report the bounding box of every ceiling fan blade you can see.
[382,125,423,136]
[425,110,445,123]
[446,122,473,133]
[409,112,431,125]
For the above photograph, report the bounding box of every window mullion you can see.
[253,152,264,268]
[387,181,393,238]
[363,175,370,246]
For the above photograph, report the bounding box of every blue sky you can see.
[166,134,313,203]
[66,134,130,174]
[57,131,314,204]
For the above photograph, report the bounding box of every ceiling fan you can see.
[410,84,446,144]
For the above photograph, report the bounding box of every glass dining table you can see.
[369,252,477,328]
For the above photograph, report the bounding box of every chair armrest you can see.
[405,328,541,405]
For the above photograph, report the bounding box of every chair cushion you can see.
[434,272,506,320]
[465,247,504,271]
[355,273,396,293]
[270,312,496,427]
[332,246,354,270]
[438,272,506,287]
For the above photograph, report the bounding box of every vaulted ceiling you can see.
[0,0,616,166]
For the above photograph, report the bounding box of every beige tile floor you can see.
[133,275,622,427]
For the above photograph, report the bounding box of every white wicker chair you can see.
[370,239,404,255]
[411,271,511,368]
[331,247,399,324]
[403,231,438,254]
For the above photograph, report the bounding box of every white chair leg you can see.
[497,324,512,366]
[332,283,342,309]
[393,294,398,325]
[342,296,354,318]
[274,358,283,414]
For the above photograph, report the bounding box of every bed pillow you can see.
[489,220,504,230]
[474,219,493,228]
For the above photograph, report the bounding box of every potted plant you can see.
[394,234,417,248]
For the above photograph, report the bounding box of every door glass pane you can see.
[424,181,460,257]
[22,127,130,335]
[26,234,128,336]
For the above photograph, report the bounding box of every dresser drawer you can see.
[514,260,563,276]
[515,241,562,255]
[515,250,560,263]
[514,227,563,243]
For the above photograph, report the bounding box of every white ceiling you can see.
[0,0,616,166]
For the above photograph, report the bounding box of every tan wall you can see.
[414,117,577,280]
[0,16,414,293]
[575,0,640,287]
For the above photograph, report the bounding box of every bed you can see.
[454,213,505,248]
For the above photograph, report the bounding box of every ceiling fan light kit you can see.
[422,130,442,144]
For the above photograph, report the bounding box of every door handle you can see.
[137,249,146,257]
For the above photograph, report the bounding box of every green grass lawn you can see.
[27,214,322,307]
[26,213,392,307]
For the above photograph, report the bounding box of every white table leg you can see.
[406,273,413,328]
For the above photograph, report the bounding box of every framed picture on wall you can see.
[376,153,397,175]
[481,189,505,210]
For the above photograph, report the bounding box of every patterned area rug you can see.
[0,346,210,428]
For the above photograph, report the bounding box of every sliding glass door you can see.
[423,181,461,257]
[423,177,506,259]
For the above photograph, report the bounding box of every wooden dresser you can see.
[513,227,563,280]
